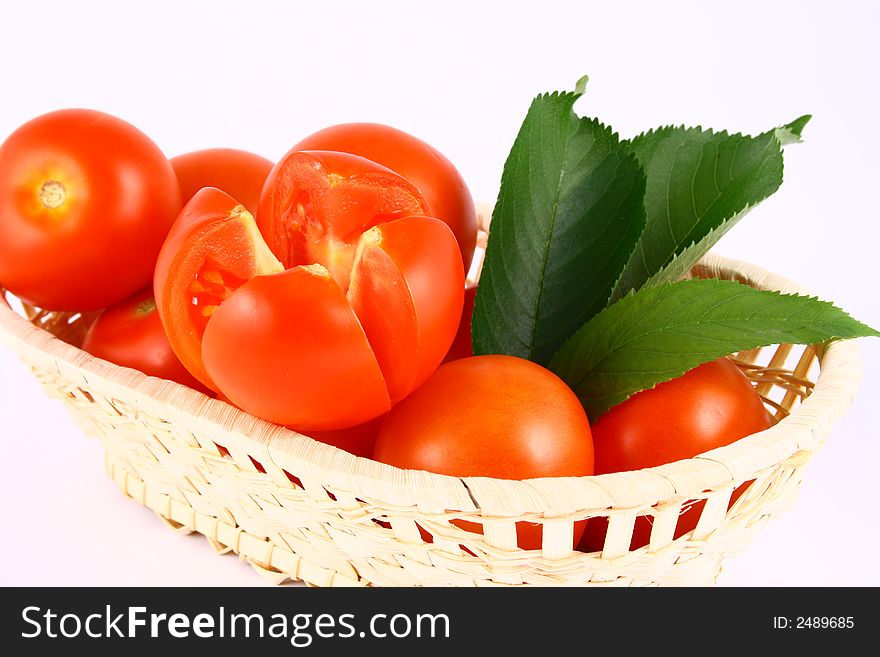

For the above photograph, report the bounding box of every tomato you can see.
[300,415,385,458]
[202,265,391,430]
[257,150,464,403]
[373,355,594,550]
[0,109,181,311]
[442,284,476,362]
[346,215,465,401]
[216,390,383,457]
[291,123,478,271]
[157,151,464,430]
[171,148,273,215]
[153,187,283,390]
[81,287,209,393]
[578,357,773,552]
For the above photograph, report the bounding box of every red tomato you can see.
[442,284,476,362]
[202,265,391,430]
[0,109,181,311]
[373,355,594,550]
[291,123,477,271]
[156,151,464,430]
[81,287,208,393]
[299,415,385,458]
[579,357,773,552]
[153,187,283,390]
[171,148,273,215]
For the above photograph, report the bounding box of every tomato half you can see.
[291,123,478,271]
[579,357,773,552]
[81,287,209,393]
[373,355,594,550]
[0,109,181,311]
[171,148,273,215]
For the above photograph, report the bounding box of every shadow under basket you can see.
[0,251,863,586]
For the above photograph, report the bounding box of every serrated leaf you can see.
[775,114,811,145]
[642,203,753,288]
[610,118,808,302]
[550,277,879,419]
[471,85,646,365]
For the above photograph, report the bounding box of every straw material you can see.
[0,215,863,585]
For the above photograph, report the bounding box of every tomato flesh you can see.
[154,187,283,390]
[189,264,249,324]
[258,150,427,290]
[291,123,478,272]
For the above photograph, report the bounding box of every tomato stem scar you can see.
[39,180,67,209]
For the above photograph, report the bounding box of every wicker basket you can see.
[0,209,863,586]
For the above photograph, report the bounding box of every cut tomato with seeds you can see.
[154,187,283,390]
[157,155,464,431]
[257,150,427,289]
[291,123,478,273]
[201,265,391,430]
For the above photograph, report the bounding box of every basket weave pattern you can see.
[0,251,862,586]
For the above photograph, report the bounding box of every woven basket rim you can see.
[0,252,862,516]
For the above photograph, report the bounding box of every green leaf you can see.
[471,85,646,365]
[610,117,809,301]
[640,203,754,289]
[775,114,811,145]
[550,277,879,419]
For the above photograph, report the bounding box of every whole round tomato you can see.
[171,148,273,215]
[579,357,773,552]
[373,355,594,550]
[291,123,478,271]
[81,287,208,393]
[0,109,181,311]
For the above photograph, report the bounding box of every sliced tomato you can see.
[153,187,283,389]
[256,150,427,289]
[347,216,464,402]
[156,155,464,431]
[201,265,390,430]
[291,123,478,271]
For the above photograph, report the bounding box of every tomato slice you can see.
[201,265,391,430]
[347,216,465,402]
[257,150,427,290]
[154,187,283,389]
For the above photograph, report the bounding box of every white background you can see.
[0,0,877,586]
